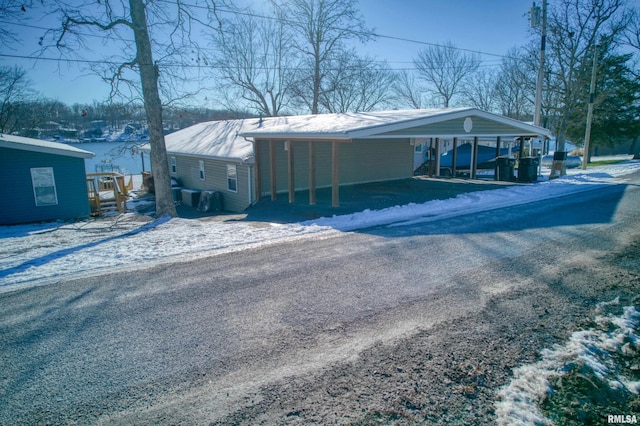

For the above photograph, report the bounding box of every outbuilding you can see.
[149,108,551,212]
[0,134,95,225]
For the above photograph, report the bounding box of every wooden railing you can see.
[86,172,132,216]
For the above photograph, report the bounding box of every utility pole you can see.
[582,44,599,170]
[532,0,547,128]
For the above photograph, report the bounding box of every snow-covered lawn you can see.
[1,158,639,293]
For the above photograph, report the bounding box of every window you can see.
[30,167,58,206]
[170,156,176,174]
[199,160,205,180]
[227,164,237,192]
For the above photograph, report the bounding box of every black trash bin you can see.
[496,156,516,182]
[517,157,539,182]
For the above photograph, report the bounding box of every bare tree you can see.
[461,68,499,112]
[272,0,372,114]
[624,6,640,78]
[414,41,480,108]
[494,47,535,120]
[319,52,394,113]
[545,0,629,152]
[38,1,227,217]
[0,66,35,133]
[211,12,295,117]
[0,0,29,46]
[392,70,425,109]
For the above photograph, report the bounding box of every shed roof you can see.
[241,108,552,140]
[0,134,95,159]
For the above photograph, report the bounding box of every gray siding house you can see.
[0,134,95,225]
[146,108,550,212]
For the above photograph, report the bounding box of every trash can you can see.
[517,157,539,182]
[496,156,516,182]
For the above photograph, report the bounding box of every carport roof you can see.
[241,107,552,141]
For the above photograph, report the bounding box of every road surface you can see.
[1,172,639,424]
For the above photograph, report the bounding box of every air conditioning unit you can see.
[181,189,200,207]
[197,191,222,212]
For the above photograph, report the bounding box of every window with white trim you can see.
[199,160,205,180]
[227,164,237,192]
[170,156,176,174]
[30,167,58,206]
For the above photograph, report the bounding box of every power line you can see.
[2,1,513,61]
[0,52,503,72]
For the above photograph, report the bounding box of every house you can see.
[144,108,551,212]
[0,134,95,225]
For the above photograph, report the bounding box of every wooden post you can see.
[269,140,276,200]
[451,137,458,177]
[287,140,295,203]
[332,141,339,207]
[428,138,434,177]
[309,141,316,205]
[494,136,501,181]
[434,138,441,177]
[471,136,479,179]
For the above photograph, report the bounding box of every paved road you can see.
[1,172,639,424]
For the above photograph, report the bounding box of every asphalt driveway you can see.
[178,176,521,224]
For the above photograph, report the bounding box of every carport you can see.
[241,108,551,208]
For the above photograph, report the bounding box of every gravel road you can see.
[1,173,639,425]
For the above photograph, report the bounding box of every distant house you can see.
[0,134,95,225]
[142,108,551,212]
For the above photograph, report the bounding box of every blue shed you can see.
[0,134,95,225]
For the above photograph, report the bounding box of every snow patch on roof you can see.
[159,118,258,162]
[0,133,95,159]
[242,108,467,139]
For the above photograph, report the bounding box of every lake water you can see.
[81,141,151,175]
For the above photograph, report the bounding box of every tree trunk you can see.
[129,0,177,217]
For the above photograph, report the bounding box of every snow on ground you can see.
[1,157,639,293]
[495,300,640,425]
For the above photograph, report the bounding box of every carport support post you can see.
[309,141,316,205]
[471,137,479,179]
[428,138,434,177]
[332,141,340,207]
[494,136,501,181]
[269,140,277,200]
[451,137,458,177]
[435,138,441,177]
[287,140,295,203]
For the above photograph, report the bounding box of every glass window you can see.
[199,160,205,180]
[227,164,237,192]
[30,167,58,206]
[171,157,176,174]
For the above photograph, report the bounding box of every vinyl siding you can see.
[0,147,90,225]
[169,154,251,212]
[377,116,527,137]
[257,138,413,195]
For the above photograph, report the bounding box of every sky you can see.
[0,0,536,107]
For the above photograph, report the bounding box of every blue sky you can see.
[1,0,535,106]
